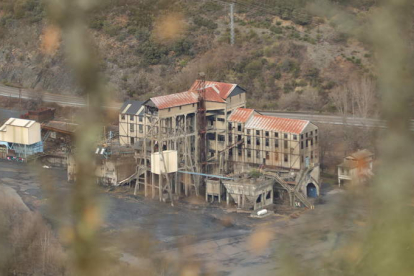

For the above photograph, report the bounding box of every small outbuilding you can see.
[0,118,43,158]
[338,149,374,186]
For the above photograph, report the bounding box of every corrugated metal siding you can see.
[190,80,237,99]
[150,91,198,110]
[245,115,308,134]
[199,87,226,103]
[228,108,255,123]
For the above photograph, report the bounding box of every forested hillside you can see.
[0,0,379,114]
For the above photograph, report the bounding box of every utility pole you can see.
[230,3,235,46]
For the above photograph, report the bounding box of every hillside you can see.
[0,0,377,113]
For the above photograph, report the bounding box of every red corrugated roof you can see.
[190,87,226,103]
[150,88,226,110]
[245,115,309,134]
[190,80,237,99]
[150,91,198,110]
[228,108,255,123]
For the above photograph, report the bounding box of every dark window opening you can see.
[275,140,279,148]
[139,116,143,122]
[256,130,260,136]
[130,115,134,121]
[284,133,288,139]
[311,139,314,146]
[247,150,251,158]
[247,136,251,145]
[315,136,318,144]
[293,134,297,140]
[207,133,215,140]
[218,135,225,142]
[265,138,269,147]
[284,140,288,148]
[266,191,271,199]
[256,195,262,203]
[256,138,260,146]
[130,137,135,144]
[238,124,242,131]
[275,132,279,138]
[284,154,288,162]
[265,131,269,137]
[121,115,125,120]
[306,140,309,147]
[301,141,304,149]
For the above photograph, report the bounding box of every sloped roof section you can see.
[189,87,226,103]
[150,91,199,110]
[1,118,36,129]
[190,80,239,99]
[120,100,145,115]
[348,149,374,160]
[228,108,256,123]
[245,115,309,134]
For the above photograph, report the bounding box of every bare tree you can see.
[348,76,376,118]
[329,85,349,116]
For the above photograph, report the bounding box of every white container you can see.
[257,209,268,216]
[151,150,178,174]
[0,118,41,145]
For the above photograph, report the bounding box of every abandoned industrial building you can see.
[69,79,321,210]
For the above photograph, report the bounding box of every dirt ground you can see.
[0,160,367,276]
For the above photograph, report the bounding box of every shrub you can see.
[245,60,263,78]
[193,16,217,30]
[103,23,122,37]
[270,26,283,34]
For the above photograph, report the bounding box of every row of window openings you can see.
[122,115,144,122]
[238,127,317,139]
[242,150,317,162]
[244,137,317,147]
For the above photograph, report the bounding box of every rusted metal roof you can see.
[228,108,255,123]
[192,87,226,103]
[245,115,309,134]
[190,80,238,99]
[42,121,78,135]
[348,149,373,160]
[150,91,199,110]
[150,88,226,110]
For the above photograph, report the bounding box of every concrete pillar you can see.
[226,191,229,205]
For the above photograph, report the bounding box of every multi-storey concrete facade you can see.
[118,80,320,201]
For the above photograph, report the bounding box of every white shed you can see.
[0,118,41,145]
